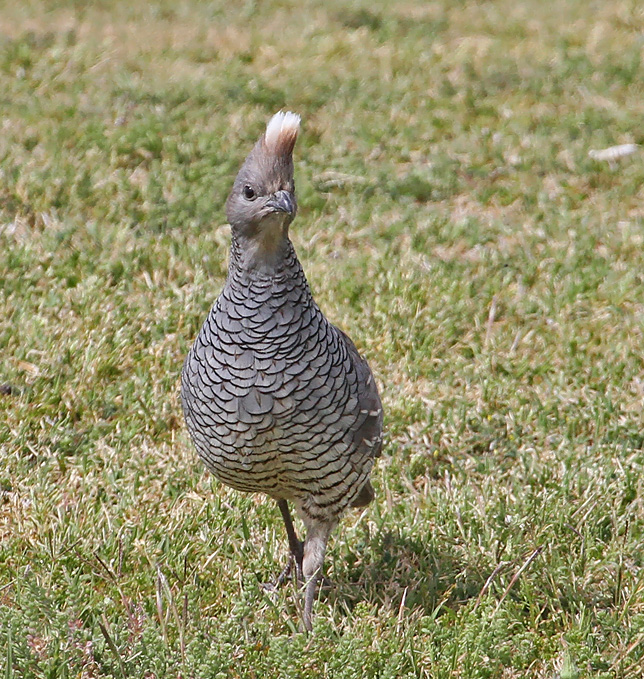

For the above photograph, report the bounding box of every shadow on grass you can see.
[328,529,484,618]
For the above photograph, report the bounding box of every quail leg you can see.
[276,499,304,585]
[302,573,321,633]
[300,520,333,632]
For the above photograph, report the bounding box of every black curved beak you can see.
[267,190,296,216]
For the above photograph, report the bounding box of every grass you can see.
[1,0,644,676]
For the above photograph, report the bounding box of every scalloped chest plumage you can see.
[181,240,382,521]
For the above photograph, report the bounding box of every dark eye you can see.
[243,185,256,200]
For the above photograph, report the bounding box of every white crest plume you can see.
[263,111,301,155]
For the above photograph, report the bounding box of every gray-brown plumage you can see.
[181,111,382,631]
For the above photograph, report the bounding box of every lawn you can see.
[1,0,644,676]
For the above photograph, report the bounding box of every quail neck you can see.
[229,212,294,276]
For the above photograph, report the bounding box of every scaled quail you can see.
[181,111,383,631]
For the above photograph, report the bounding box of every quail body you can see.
[181,112,383,631]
